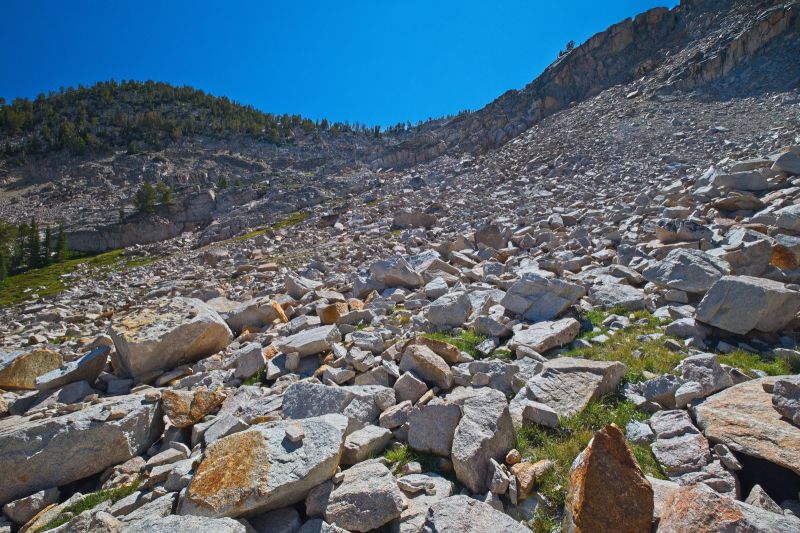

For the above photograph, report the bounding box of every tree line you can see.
[0,219,68,281]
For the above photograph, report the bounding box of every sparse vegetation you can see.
[271,210,308,230]
[718,349,794,376]
[37,478,141,532]
[515,396,664,530]
[243,367,267,386]
[423,329,486,358]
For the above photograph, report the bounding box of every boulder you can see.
[695,276,800,334]
[421,495,529,533]
[501,274,585,322]
[510,358,626,419]
[285,274,322,300]
[508,318,580,354]
[657,483,800,533]
[0,348,62,390]
[772,376,800,426]
[399,344,453,390]
[451,389,515,494]
[0,393,163,505]
[589,283,648,311]
[773,151,800,175]
[396,473,455,533]
[643,249,730,294]
[109,297,233,380]
[562,424,653,533]
[162,386,227,428]
[282,382,394,434]
[427,292,472,328]
[408,399,462,456]
[694,377,800,475]
[342,425,392,464]
[370,256,423,288]
[649,410,710,477]
[224,297,281,333]
[2,487,59,525]
[775,204,800,233]
[120,514,247,533]
[278,325,341,357]
[180,414,347,517]
[324,461,404,532]
[34,346,109,391]
[711,170,768,191]
[393,210,437,229]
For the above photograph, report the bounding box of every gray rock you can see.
[625,420,654,445]
[285,274,323,300]
[773,151,800,175]
[250,507,302,533]
[712,170,768,191]
[510,357,626,419]
[421,495,529,533]
[649,410,710,478]
[282,382,394,434]
[0,393,163,506]
[278,325,341,357]
[775,204,800,233]
[224,297,280,333]
[120,514,247,533]
[227,343,265,380]
[395,473,455,533]
[324,461,404,532]
[678,353,733,398]
[109,297,233,380]
[180,414,347,517]
[408,399,462,456]
[399,344,453,390]
[370,256,423,288]
[588,283,648,311]
[508,318,580,354]
[35,346,109,391]
[696,276,800,334]
[2,487,59,524]
[427,292,471,328]
[451,389,515,494]
[643,249,730,294]
[744,484,784,514]
[772,376,800,426]
[500,274,585,322]
[342,425,392,464]
[640,374,681,408]
[394,372,428,404]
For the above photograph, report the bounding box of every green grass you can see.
[515,397,664,530]
[37,479,141,532]
[234,228,267,241]
[565,311,682,383]
[718,350,795,376]
[271,210,308,230]
[0,249,159,308]
[243,368,267,385]
[384,443,460,486]
[364,197,385,207]
[422,330,486,358]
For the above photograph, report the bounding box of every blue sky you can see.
[0,1,677,126]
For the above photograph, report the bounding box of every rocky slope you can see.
[1,0,800,532]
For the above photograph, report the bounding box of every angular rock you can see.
[508,318,580,355]
[427,292,471,328]
[0,348,62,390]
[649,410,710,477]
[643,249,730,294]
[562,424,653,533]
[282,382,394,434]
[399,344,453,390]
[772,376,800,426]
[278,325,341,357]
[324,461,403,532]
[34,346,109,391]
[109,297,233,380]
[396,473,455,533]
[695,276,800,334]
[0,393,163,505]
[224,297,280,333]
[421,495,529,533]
[451,389,515,494]
[341,425,392,464]
[370,256,423,288]
[694,377,800,475]
[180,414,347,517]
[162,386,227,428]
[408,399,462,457]
[120,514,247,533]
[2,487,59,525]
[589,283,648,311]
[501,274,585,322]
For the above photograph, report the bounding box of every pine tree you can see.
[156,182,173,205]
[217,175,229,189]
[27,218,41,268]
[43,225,53,265]
[134,183,156,214]
[57,224,68,262]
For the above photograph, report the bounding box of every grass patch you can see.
[234,228,266,241]
[422,329,486,358]
[271,210,308,230]
[718,350,794,376]
[364,197,385,207]
[383,443,459,486]
[243,368,267,385]
[565,311,682,383]
[491,348,514,361]
[515,396,664,528]
[0,249,159,308]
[37,479,141,532]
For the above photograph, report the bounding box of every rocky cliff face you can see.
[372,0,800,169]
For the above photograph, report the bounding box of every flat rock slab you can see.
[180,414,347,518]
[422,495,529,533]
[278,325,341,357]
[510,357,626,419]
[501,274,585,322]
[109,297,233,380]
[508,318,580,354]
[694,376,800,475]
[0,348,63,390]
[0,392,163,506]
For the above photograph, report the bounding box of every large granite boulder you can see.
[278,325,341,357]
[109,297,233,380]
[501,274,585,322]
[695,276,800,334]
[694,377,800,476]
[451,389,515,494]
[562,424,653,533]
[0,393,163,505]
[421,495,529,533]
[324,461,404,532]
[508,318,580,354]
[180,414,347,517]
[643,248,730,294]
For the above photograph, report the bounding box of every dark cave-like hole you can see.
[735,451,800,504]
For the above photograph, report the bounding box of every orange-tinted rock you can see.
[563,424,653,533]
[0,348,63,390]
[317,302,349,325]
[162,386,227,428]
